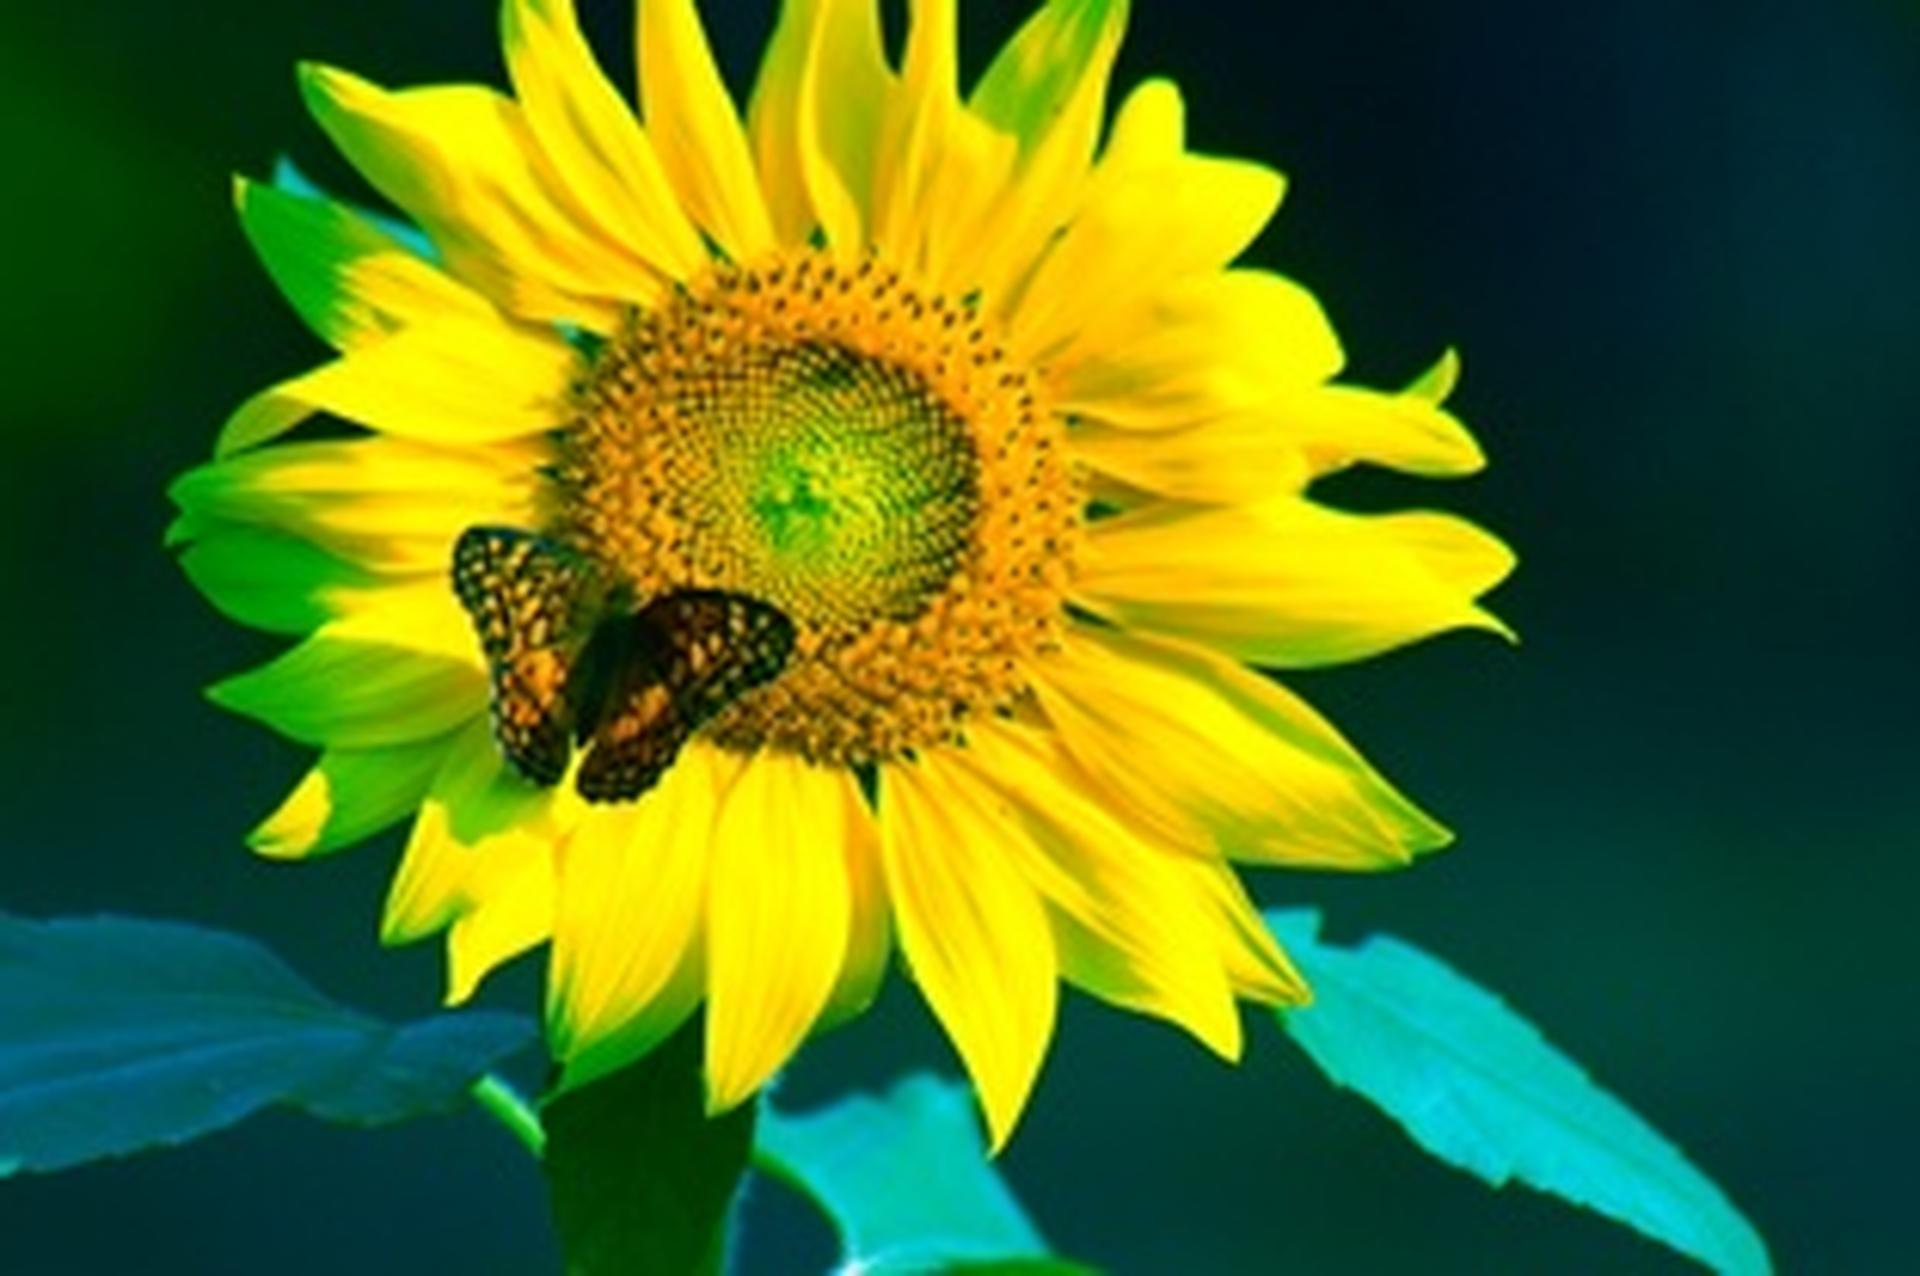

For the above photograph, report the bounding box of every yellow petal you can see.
[1069,416,1312,506]
[315,579,486,663]
[749,0,888,254]
[1077,498,1516,667]
[383,807,485,945]
[879,753,1057,1151]
[914,109,1019,289]
[869,0,1019,282]
[1054,269,1344,428]
[1174,856,1310,1005]
[898,0,958,104]
[949,721,1243,1061]
[1100,76,1186,168]
[1035,626,1450,869]
[299,63,656,324]
[745,0,813,246]
[446,847,556,1003]
[215,313,577,455]
[823,778,891,1027]
[382,718,557,944]
[501,0,707,280]
[992,75,1264,351]
[170,436,544,572]
[233,177,493,351]
[957,0,1128,301]
[547,744,732,1090]
[637,0,774,260]
[1008,151,1283,362]
[1071,352,1486,500]
[248,733,457,860]
[1282,351,1486,478]
[703,753,853,1112]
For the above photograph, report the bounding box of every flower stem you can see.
[542,1018,755,1276]
[470,1072,547,1158]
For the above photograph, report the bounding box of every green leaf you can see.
[542,1019,755,1276]
[1267,910,1770,1275]
[757,1074,1089,1275]
[0,914,534,1176]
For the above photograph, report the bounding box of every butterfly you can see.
[451,526,795,803]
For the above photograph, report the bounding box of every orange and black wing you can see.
[451,526,609,787]
[574,590,796,803]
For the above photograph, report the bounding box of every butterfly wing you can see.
[451,526,610,787]
[575,590,796,803]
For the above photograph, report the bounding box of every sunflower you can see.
[170,0,1511,1147]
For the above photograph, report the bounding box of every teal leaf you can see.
[1267,910,1769,1275]
[0,914,534,1176]
[757,1074,1089,1275]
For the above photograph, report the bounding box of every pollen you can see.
[550,252,1081,765]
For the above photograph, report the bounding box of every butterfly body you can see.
[452,527,795,802]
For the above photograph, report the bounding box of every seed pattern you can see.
[550,252,1081,765]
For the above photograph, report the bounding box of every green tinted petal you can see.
[179,524,380,635]
[249,735,456,859]
[235,176,488,349]
[970,0,1128,145]
[208,636,482,748]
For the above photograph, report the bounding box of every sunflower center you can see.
[679,340,977,625]
[552,253,1079,765]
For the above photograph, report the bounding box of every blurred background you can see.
[1,0,1914,1271]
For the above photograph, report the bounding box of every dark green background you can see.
[2,1,1912,1271]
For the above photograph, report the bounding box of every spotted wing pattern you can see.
[575,590,797,803]
[451,526,610,787]
[453,526,796,802]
